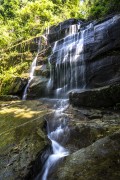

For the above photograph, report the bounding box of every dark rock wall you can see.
[47,15,120,90]
[26,14,120,103]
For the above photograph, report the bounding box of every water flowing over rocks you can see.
[46,103,120,180]
[24,47,52,99]
[21,14,120,179]
[1,14,120,180]
[52,130,120,180]
[47,14,120,90]
[24,14,120,102]
[0,99,120,179]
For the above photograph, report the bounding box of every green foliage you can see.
[0,0,83,50]
[82,0,120,19]
[0,50,33,95]
[0,0,120,50]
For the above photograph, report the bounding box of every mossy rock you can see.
[0,76,28,96]
[0,100,50,179]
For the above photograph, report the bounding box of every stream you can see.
[22,21,87,180]
[35,99,70,180]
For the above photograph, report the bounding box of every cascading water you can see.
[35,99,69,180]
[37,25,83,179]
[22,35,48,100]
[22,55,38,100]
[25,22,94,179]
[47,23,87,98]
[22,38,41,100]
[37,23,94,179]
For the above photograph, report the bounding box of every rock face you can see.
[23,14,120,100]
[26,47,52,99]
[69,83,120,108]
[49,105,120,180]
[53,131,120,180]
[0,100,50,179]
[64,105,120,152]
[45,14,120,95]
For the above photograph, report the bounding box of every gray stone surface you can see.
[69,83,120,108]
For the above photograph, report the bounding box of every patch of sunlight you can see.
[0,107,41,119]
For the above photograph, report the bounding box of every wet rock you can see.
[0,100,50,179]
[34,65,50,78]
[27,76,49,99]
[36,47,52,66]
[47,14,120,95]
[64,105,120,153]
[25,47,51,99]
[48,19,83,43]
[69,83,120,108]
[52,130,120,180]
[25,14,120,100]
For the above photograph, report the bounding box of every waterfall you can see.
[47,23,87,98]
[22,35,48,100]
[42,100,69,180]
[37,23,94,179]
[24,22,94,179]
[22,55,38,100]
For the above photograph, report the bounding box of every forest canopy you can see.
[0,0,120,50]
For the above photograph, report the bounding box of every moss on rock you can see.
[0,100,50,179]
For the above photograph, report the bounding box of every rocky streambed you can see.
[0,99,120,179]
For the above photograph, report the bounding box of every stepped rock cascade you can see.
[22,14,120,178]
[47,23,88,97]
[25,15,120,99]
[46,15,120,96]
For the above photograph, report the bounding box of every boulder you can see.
[0,100,50,179]
[1,76,28,97]
[52,130,120,180]
[27,76,49,99]
[34,65,50,77]
[9,77,28,95]
[64,105,120,152]
[69,83,120,108]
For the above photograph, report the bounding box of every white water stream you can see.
[23,22,94,179]
[42,99,69,180]
[22,55,38,100]
[22,35,48,100]
[35,99,69,180]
